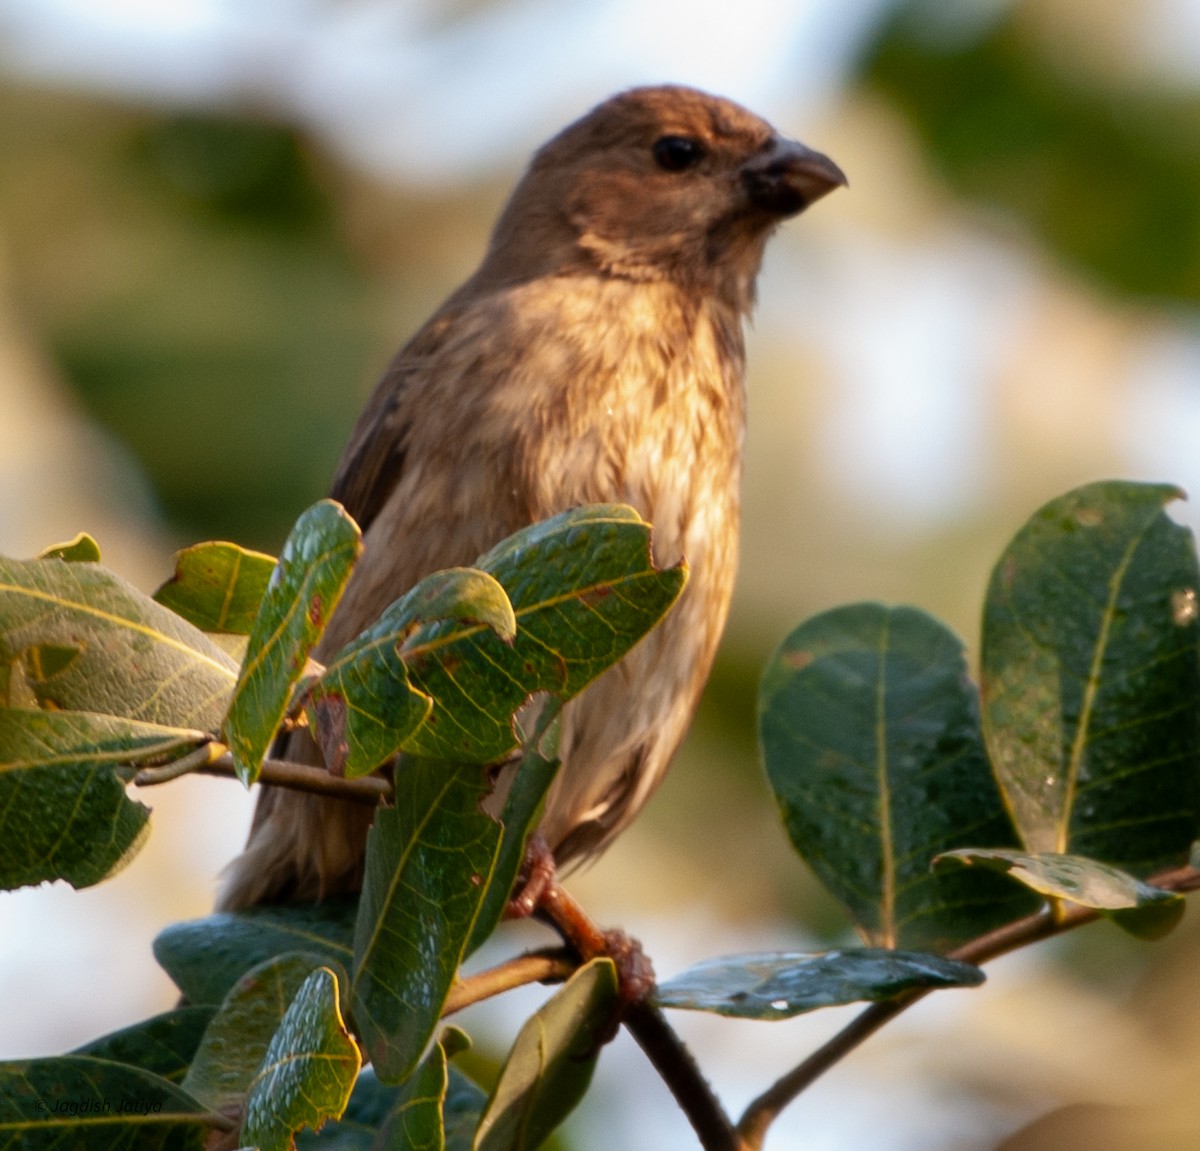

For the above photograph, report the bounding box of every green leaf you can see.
[72,1007,216,1084]
[759,603,1038,951]
[466,703,562,957]
[653,948,984,1019]
[296,1057,486,1151]
[0,553,238,727]
[981,481,1200,872]
[475,958,618,1151]
[38,533,102,563]
[242,968,361,1151]
[154,541,277,634]
[936,849,1186,940]
[183,952,340,1114]
[352,761,503,1082]
[372,1039,449,1151]
[305,568,515,779]
[153,899,358,1006]
[0,1055,220,1149]
[0,710,206,889]
[222,500,362,784]
[402,504,686,762]
[443,1067,486,1151]
[295,1068,398,1150]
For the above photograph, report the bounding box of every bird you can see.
[218,84,845,911]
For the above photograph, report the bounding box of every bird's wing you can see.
[328,309,462,533]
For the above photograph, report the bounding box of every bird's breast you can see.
[510,277,747,565]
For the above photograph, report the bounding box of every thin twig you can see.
[135,749,391,804]
[132,741,225,785]
[735,864,1200,1149]
[443,949,575,1016]
[538,881,611,957]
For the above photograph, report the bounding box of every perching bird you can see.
[219,84,845,911]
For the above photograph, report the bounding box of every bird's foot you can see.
[504,832,558,919]
[504,836,655,1006]
[538,879,656,1006]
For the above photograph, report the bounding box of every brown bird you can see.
[219,84,845,911]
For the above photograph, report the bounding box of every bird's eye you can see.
[652,135,705,173]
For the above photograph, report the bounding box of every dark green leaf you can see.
[981,481,1200,873]
[295,1068,398,1151]
[466,703,562,957]
[242,968,361,1151]
[183,952,340,1113]
[223,500,362,784]
[443,1067,486,1151]
[0,710,205,889]
[296,1049,485,1151]
[402,505,686,762]
[759,603,1037,951]
[38,534,102,563]
[475,958,618,1151]
[153,898,357,1005]
[372,1039,448,1151]
[653,948,984,1018]
[352,762,502,1082]
[72,1007,216,1084]
[0,553,238,727]
[306,568,515,779]
[153,541,277,634]
[0,1055,221,1149]
[936,848,1186,940]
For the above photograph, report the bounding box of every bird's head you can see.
[477,85,846,313]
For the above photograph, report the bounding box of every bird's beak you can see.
[741,138,848,218]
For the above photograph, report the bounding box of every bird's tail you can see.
[217,734,374,910]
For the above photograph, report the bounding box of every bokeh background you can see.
[3,0,1200,1147]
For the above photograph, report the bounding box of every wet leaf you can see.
[0,710,204,890]
[154,898,358,1006]
[0,552,238,728]
[654,948,984,1019]
[154,541,277,634]
[305,567,515,779]
[352,762,502,1082]
[475,959,618,1151]
[936,848,1186,940]
[981,481,1200,872]
[759,603,1037,951]
[183,952,340,1114]
[223,500,361,784]
[242,967,361,1151]
[295,1067,396,1150]
[402,505,686,762]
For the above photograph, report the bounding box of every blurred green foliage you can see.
[860,0,1200,302]
[0,87,405,547]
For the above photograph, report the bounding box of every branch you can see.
[538,881,740,1151]
[735,863,1200,1149]
[443,949,575,1016]
[625,1002,742,1151]
[134,749,391,805]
